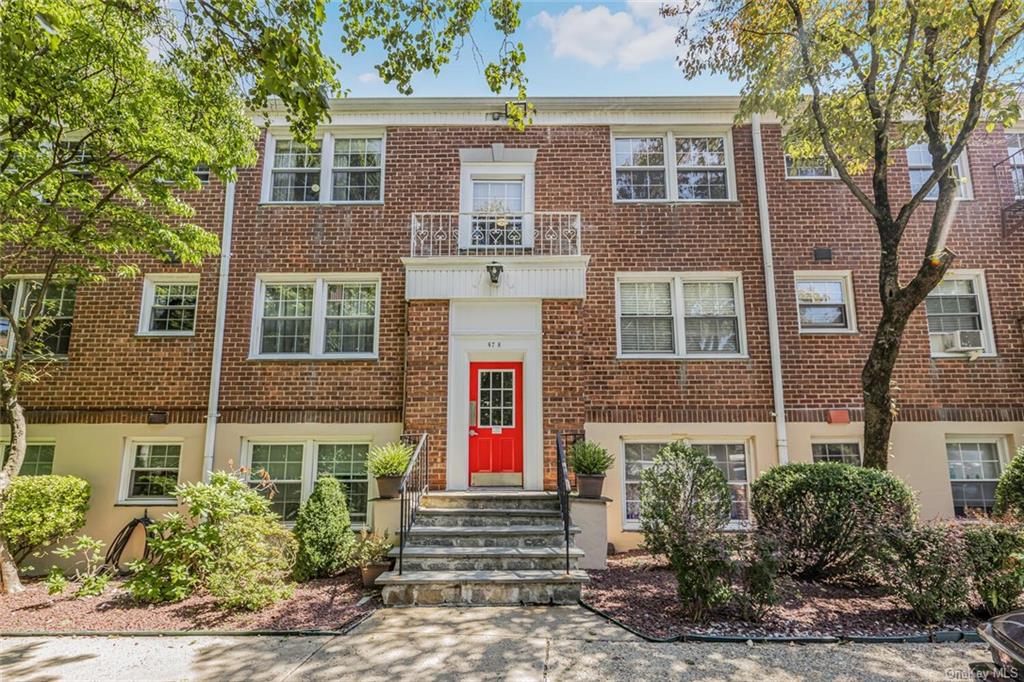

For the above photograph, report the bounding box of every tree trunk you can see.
[0,393,27,594]
[861,307,909,469]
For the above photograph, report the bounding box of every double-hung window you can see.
[616,274,746,358]
[2,443,55,476]
[118,441,182,504]
[784,154,837,179]
[459,160,536,249]
[1008,132,1024,199]
[138,274,199,336]
[0,279,76,358]
[622,440,751,526]
[811,441,862,465]
[613,131,735,202]
[924,270,995,357]
[252,275,380,359]
[906,143,972,200]
[263,132,385,204]
[946,438,1006,517]
[794,272,857,333]
[244,440,371,525]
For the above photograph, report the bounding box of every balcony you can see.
[994,149,1024,237]
[410,212,581,257]
[403,212,588,300]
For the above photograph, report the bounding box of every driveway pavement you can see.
[0,605,991,681]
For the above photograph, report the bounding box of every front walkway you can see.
[0,605,989,681]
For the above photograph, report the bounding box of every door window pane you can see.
[478,370,515,427]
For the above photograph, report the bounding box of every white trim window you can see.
[138,274,199,336]
[118,441,182,504]
[243,439,371,524]
[459,161,536,249]
[2,443,55,476]
[924,270,996,357]
[612,130,735,202]
[251,275,380,360]
[784,154,837,179]
[622,440,751,527]
[1,278,76,358]
[811,441,862,465]
[906,143,973,200]
[262,132,386,204]
[616,273,746,359]
[794,272,857,333]
[946,437,1007,516]
[1008,131,1024,199]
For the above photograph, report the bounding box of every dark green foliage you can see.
[293,477,356,581]
[964,521,1024,617]
[879,523,971,624]
[207,514,296,611]
[995,448,1024,518]
[0,475,90,564]
[751,463,916,581]
[569,440,614,476]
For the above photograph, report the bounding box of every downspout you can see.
[750,114,789,465]
[202,179,236,482]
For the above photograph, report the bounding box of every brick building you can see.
[6,96,1024,560]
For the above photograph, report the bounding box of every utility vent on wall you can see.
[812,247,833,263]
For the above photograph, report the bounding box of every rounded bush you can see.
[293,477,355,581]
[0,475,91,564]
[569,440,613,476]
[880,522,971,625]
[995,447,1024,518]
[963,520,1024,617]
[750,463,916,581]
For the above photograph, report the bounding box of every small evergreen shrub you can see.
[207,514,296,611]
[995,447,1024,518]
[367,442,413,477]
[879,522,971,624]
[731,534,781,622]
[751,463,916,581]
[963,520,1024,617]
[639,441,735,623]
[293,477,355,581]
[0,475,90,565]
[569,440,614,476]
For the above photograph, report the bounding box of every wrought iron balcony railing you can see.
[994,148,1024,237]
[409,212,582,257]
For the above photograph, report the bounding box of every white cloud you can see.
[356,71,382,84]
[534,3,682,70]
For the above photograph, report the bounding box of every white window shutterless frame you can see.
[458,162,535,250]
[249,274,381,360]
[905,143,973,200]
[260,131,386,205]
[924,269,996,358]
[610,129,738,203]
[137,273,200,336]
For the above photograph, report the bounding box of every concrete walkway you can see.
[0,606,991,681]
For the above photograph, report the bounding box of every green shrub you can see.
[879,523,971,624]
[293,477,355,581]
[995,447,1024,518]
[207,514,296,611]
[367,442,413,477]
[569,440,614,476]
[350,530,393,567]
[731,534,781,622]
[639,441,735,623]
[750,463,916,582]
[964,520,1024,617]
[126,471,294,609]
[0,475,90,565]
[46,535,110,598]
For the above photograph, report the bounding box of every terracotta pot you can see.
[577,474,605,499]
[361,562,390,587]
[375,475,402,499]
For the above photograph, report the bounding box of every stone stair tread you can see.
[375,569,589,585]
[417,507,560,516]
[406,524,580,535]
[388,546,584,558]
[425,491,558,499]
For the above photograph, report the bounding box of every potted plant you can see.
[368,441,414,499]
[352,530,393,587]
[570,440,614,499]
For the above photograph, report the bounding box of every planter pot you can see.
[576,474,606,499]
[361,562,390,587]
[375,475,402,499]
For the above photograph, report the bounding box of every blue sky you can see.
[328,1,741,98]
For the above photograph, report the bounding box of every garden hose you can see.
[103,512,154,573]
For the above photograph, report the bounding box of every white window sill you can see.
[616,353,750,361]
[612,198,739,206]
[258,200,384,207]
[930,351,997,360]
[798,328,859,335]
[136,331,196,338]
[922,196,974,202]
[784,175,840,181]
[116,498,177,507]
[248,353,379,362]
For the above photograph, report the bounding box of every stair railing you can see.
[555,432,573,575]
[398,432,429,575]
[993,148,1024,237]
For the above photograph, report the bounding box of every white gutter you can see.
[202,179,236,482]
[750,114,789,465]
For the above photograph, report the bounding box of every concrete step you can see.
[388,545,583,571]
[377,569,588,606]
[421,491,561,511]
[414,507,563,527]
[404,524,580,548]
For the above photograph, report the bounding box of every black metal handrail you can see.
[555,431,573,575]
[994,148,1024,236]
[397,432,428,575]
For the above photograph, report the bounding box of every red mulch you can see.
[0,570,379,633]
[583,551,980,639]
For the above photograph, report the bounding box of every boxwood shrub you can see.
[293,476,355,581]
[995,447,1024,518]
[0,475,91,565]
[750,463,915,582]
[879,522,971,624]
[963,520,1024,617]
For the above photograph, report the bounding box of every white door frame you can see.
[446,300,543,490]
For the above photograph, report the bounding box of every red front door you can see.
[469,361,524,487]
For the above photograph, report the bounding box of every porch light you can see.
[485,261,504,285]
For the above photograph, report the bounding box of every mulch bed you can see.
[583,551,980,639]
[0,570,379,633]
